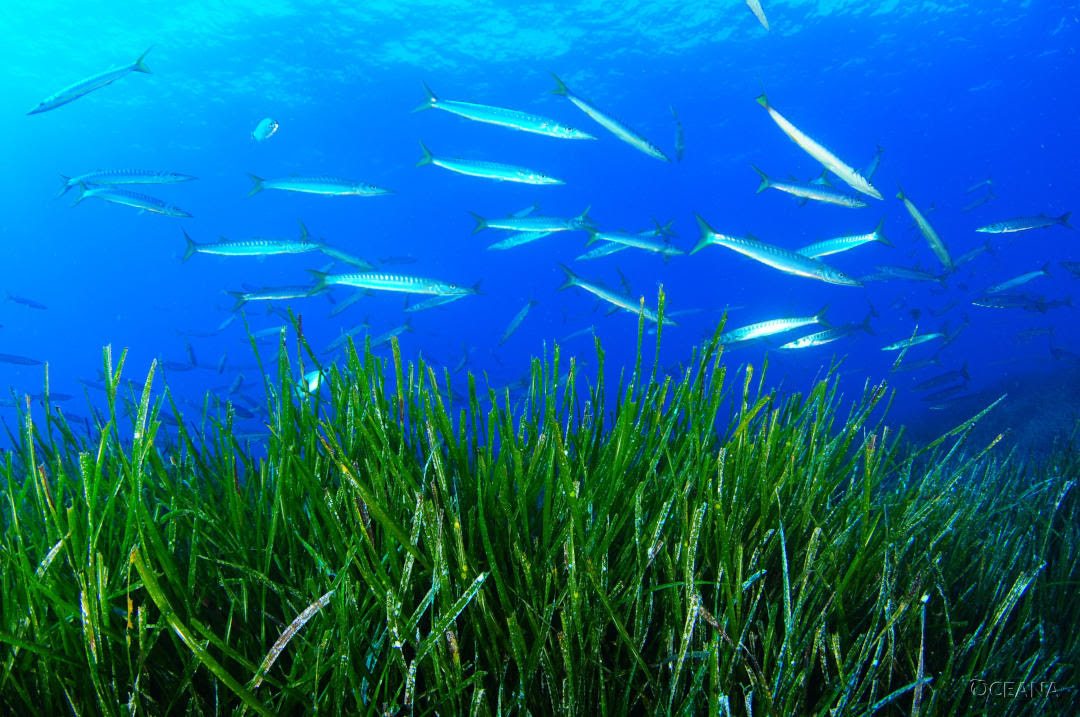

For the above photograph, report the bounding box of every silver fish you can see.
[745,0,770,30]
[551,74,670,162]
[470,207,591,233]
[753,165,869,208]
[897,186,953,271]
[487,231,555,251]
[416,141,563,185]
[719,308,828,345]
[796,218,891,258]
[983,264,1051,294]
[557,264,675,326]
[692,215,862,287]
[500,300,538,345]
[309,270,479,298]
[56,169,196,198]
[182,221,320,261]
[247,174,391,197]
[73,185,191,217]
[28,49,152,115]
[976,213,1072,234]
[881,333,944,351]
[756,93,881,200]
[414,82,594,140]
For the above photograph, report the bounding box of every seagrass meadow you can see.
[1,309,1077,715]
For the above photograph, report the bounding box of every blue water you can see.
[2,1,1078,452]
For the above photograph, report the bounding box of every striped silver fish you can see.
[692,215,861,287]
[796,218,891,258]
[585,229,684,259]
[28,49,151,115]
[57,169,196,198]
[756,93,882,200]
[417,142,563,185]
[414,82,594,140]
[182,221,320,261]
[983,264,1051,294]
[976,213,1072,234]
[557,264,676,326]
[897,186,953,271]
[73,185,191,217]
[247,174,391,197]
[487,231,555,251]
[309,270,479,297]
[551,74,670,162]
[753,165,868,208]
[881,333,944,351]
[470,207,591,233]
[719,308,828,345]
[500,300,538,345]
[228,286,316,310]
[779,311,874,349]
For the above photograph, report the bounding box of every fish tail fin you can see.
[416,141,434,167]
[754,92,769,109]
[467,211,487,234]
[984,239,995,255]
[471,279,484,295]
[307,270,330,292]
[227,291,247,312]
[859,307,876,335]
[412,81,437,112]
[585,229,599,247]
[1043,262,1052,277]
[652,217,678,238]
[751,164,770,193]
[132,47,152,73]
[691,214,716,254]
[556,263,578,291]
[298,219,311,242]
[816,304,831,328]
[246,173,264,197]
[182,230,197,262]
[873,216,892,246]
[550,73,569,96]
[895,184,905,201]
[71,182,90,206]
[1058,212,1073,229]
[54,174,73,199]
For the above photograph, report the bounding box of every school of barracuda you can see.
[9,5,1076,422]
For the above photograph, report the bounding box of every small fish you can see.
[983,264,1051,295]
[862,145,885,181]
[326,322,372,352]
[557,264,675,326]
[551,74,670,162]
[404,293,474,313]
[954,241,994,268]
[868,265,948,287]
[470,207,592,233]
[247,174,391,197]
[56,169,196,198]
[923,384,971,403]
[182,221,321,261]
[371,321,415,348]
[309,270,479,298]
[913,364,969,392]
[693,215,862,287]
[720,308,829,345]
[1014,327,1054,342]
[317,245,374,271]
[487,231,555,251]
[881,332,944,351]
[891,357,941,374]
[779,309,874,349]
[561,325,597,342]
[416,141,563,185]
[752,165,869,208]
[28,48,151,115]
[745,0,770,30]
[755,93,882,200]
[73,185,192,217]
[228,286,316,310]
[960,190,995,213]
[897,186,952,271]
[414,82,594,140]
[670,105,685,161]
[976,213,1072,234]
[796,217,891,258]
[0,353,43,366]
[252,118,279,142]
[586,228,684,259]
[5,292,48,310]
[500,300,538,345]
[575,242,630,261]
[965,176,993,193]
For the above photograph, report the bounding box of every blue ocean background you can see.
[2,1,1077,453]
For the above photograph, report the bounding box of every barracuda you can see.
[976,213,1072,234]
[182,221,321,261]
[500,300,538,345]
[73,185,192,217]
[309,270,480,297]
[557,264,676,326]
[692,215,862,287]
[57,169,196,198]
[247,174,391,197]
[719,308,829,345]
[796,218,891,258]
[470,207,591,233]
[881,333,944,351]
[28,49,152,114]
[897,186,953,271]
[414,82,594,139]
[551,74,671,162]
[416,141,563,185]
[752,165,869,208]
[755,93,882,200]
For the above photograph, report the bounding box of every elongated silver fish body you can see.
[58,169,196,197]
[881,333,944,351]
[983,265,1051,294]
[28,49,152,115]
[557,264,675,325]
[417,142,563,185]
[719,310,827,345]
[693,215,861,287]
[500,300,538,345]
[310,270,478,297]
[753,165,868,208]
[487,231,555,251]
[897,187,953,271]
[74,185,191,217]
[247,174,391,197]
[796,218,890,258]
[756,94,882,200]
[976,213,1072,234]
[471,207,590,233]
[182,222,320,261]
[416,83,594,139]
[551,74,670,162]
[586,229,684,257]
